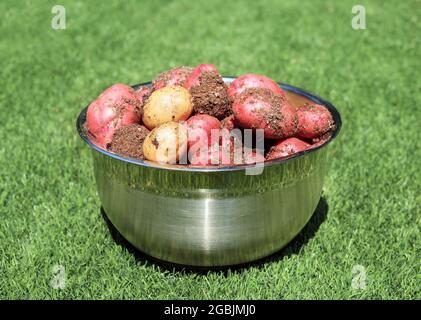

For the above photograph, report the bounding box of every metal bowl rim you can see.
[76,76,342,172]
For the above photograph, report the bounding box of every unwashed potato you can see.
[296,103,335,139]
[220,114,235,131]
[152,66,193,90]
[307,132,333,150]
[265,137,310,160]
[189,146,233,166]
[227,73,286,98]
[142,86,192,130]
[143,122,188,164]
[185,114,221,150]
[232,88,297,139]
[86,83,142,148]
[242,148,265,164]
[134,85,151,105]
[183,64,218,89]
[183,64,232,120]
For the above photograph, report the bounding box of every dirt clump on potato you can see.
[109,124,150,160]
[86,84,144,148]
[234,88,297,139]
[189,72,232,120]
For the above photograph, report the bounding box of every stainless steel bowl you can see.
[76,77,342,267]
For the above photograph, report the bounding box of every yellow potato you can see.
[142,86,193,130]
[143,122,188,164]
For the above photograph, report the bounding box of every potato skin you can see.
[152,66,193,90]
[189,146,233,166]
[86,83,142,149]
[241,148,265,164]
[185,114,221,150]
[296,103,335,139]
[228,74,286,98]
[134,86,151,105]
[190,146,265,166]
[232,88,297,139]
[143,122,188,164]
[184,64,218,89]
[220,114,235,131]
[307,131,333,150]
[142,86,193,130]
[265,137,310,160]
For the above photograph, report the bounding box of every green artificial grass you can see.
[0,0,420,299]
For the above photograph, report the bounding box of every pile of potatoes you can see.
[85,64,335,166]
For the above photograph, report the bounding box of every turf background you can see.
[0,0,419,299]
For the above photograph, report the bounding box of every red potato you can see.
[220,114,235,131]
[183,64,232,119]
[190,146,232,166]
[152,66,193,90]
[134,86,151,105]
[241,148,265,165]
[296,103,335,139]
[190,143,264,166]
[219,115,237,149]
[307,131,333,150]
[86,84,142,148]
[265,137,310,160]
[219,127,243,158]
[228,74,286,98]
[184,64,218,89]
[185,115,240,164]
[232,88,297,139]
[185,114,221,150]
[228,147,265,165]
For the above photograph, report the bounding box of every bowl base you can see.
[100,196,328,271]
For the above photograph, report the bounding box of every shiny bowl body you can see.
[77,77,341,267]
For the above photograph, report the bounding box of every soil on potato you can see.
[238,87,283,106]
[134,86,151,107]
[240,87,289,133]
[298,103,336,138]
[190,71,232,119]
[109,124,150,159]
[152,66,193,90]
[110,92,145,128]
[151,136,159,148]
